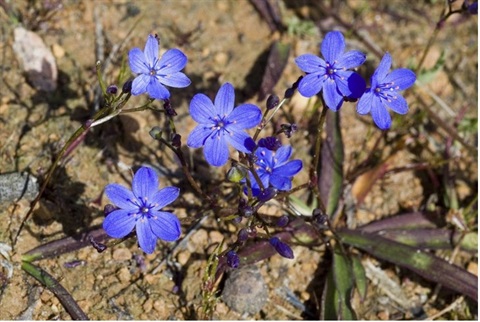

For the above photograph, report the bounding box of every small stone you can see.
[12,27,57,92]
[222,265,268,315]
[153,299,166,315]
[51,43,65,59]
[117,267,131,283]
[0,172,39,205]
[142,298,153,313]
[214,52,229,66]
[112,248,132,261]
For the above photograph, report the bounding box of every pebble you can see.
[0,172,39,204]
[112,248,132,261]
[12,27,57,92]
[222,265,268,315]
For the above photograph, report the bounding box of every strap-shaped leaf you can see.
[337,228,478,301]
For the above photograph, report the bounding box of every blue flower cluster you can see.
[295,31,416,130]
[104,32,416,254]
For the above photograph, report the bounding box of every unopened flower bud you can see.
[171,133,181,148]
[106,85,118,95]
[239,205,254,217]
[276,215,289,227]
[258,136,282,151]
[269,237,294,259]
[226,250,240,269]
[149,126,163,140]
[227,166,247,183]
[266,94,280,110]
[284,76,303,99]
[122,79,133,94]
[237,228,249,242]
[164,99,177,116]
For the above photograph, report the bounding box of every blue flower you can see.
[103,166,181,254]
[246,145,302,196]
[129,34,191,100]
[187,83,262,167]
[356,53,416,130]
[295,31,366,111]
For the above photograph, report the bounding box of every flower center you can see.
[149,69,157,76]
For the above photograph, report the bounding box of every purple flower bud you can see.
[257,187,278,202]
[284,76,303,99]
[171,133,181,148]
[164,99,177,116]
[104,204,116,216]
[269,237,294,259]
[276,215,289,227]
[240,205,254,217]
[226,250,240,269]
[237,228,249,242]
[122,79,133,94]
[266,94,280,110]
[106,85,118,95]
[258,136,282,151]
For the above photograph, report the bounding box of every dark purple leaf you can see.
[249,0,283,32]
[257,41,290,101]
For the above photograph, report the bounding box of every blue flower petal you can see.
[136,218,157,254]
[295,54,326,73]
[131,74,149,96]
[189,93,216,124]
[356,90,374,114]
[204,135,229,166]
[274,145,292,164]
[151,186,180,210]
[269,175,292,191]
[385,94,409,115]
[226,130,255,153]
[337,50,366,69]
[214,83,235,116]
[159,72,191,88]
[371,99,391,130]
[129,48,149,74]
[298,73,325,97]
[383,68,416,90]
[323,79,344,111]
[372,53,392,84]
[157,48,188,74]
[146,79,170,100]
[187,125,212,148]
[132,167,158,200]
[149,211,181,241]
[103,209,136,238]
[273,159,303,177]
[227,103,262,129]
[321,31,345,63]
[144,35,159,66]
[346,72,367,99]
[105,184,137,210]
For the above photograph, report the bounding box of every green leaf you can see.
[351,255,368,301]
[337,228,478,301]
[318,109,344,216]
[332,246,356,320]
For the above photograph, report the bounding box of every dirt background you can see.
[0,0,477,320]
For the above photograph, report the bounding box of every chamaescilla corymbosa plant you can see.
[17,4,477,318]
